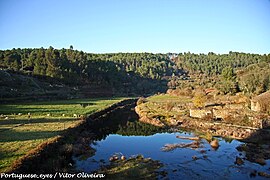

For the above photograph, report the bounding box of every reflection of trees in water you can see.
[236,143,270,165]
[87,105,140,141]
[116,121,162,136]
[87,106,162,140]
[86,103,270,176]
[236,128,270,166]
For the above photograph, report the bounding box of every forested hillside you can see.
[174,51,269,75]
[0,46,177,99]
[1,47,270,100]
[170,52,270,94]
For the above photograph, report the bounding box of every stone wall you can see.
[212,109,228,119]
[189,109,212,118]
[251,101,261,112]
[225,103,245,110]
[190,108,229,119]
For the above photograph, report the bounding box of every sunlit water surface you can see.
[75,131,270,179]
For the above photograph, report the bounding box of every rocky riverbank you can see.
[135,98,270,143]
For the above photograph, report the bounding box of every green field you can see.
[147,94,191,103]
[0,97,127,172]
[144,94,191,117]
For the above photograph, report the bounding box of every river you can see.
[73,104,270,179]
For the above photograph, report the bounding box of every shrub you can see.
[193,93,206,108]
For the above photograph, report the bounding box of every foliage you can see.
[1,47,270,96]
[0,47,178,96]
[173,51,270,75]
[193,93,206,108]
[216,80,238,94]
[221,67,235,81]
[237,62,270,94]
[116,121,162,136]
[167,87,193,97]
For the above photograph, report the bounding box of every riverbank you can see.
[135,94,270,143]
[0,98,133,172]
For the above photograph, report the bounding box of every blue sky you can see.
[0,0,269,54]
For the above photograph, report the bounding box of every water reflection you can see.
[74,107,270,179]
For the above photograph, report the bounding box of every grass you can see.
[138,94,191,123]
[0,97,127,172]
[0,97,128,117]
[147,94,190,103]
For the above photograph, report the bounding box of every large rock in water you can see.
[210,139,219,148]
[235,156,244,165]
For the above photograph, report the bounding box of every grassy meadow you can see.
[142,94,192,119]
[0,97,127,172]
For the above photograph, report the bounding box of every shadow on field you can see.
[4,99,137,173]
[0,107,70,114]
[0,129,62,142]
[0,118,79,126]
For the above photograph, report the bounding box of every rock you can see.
[210,139,219,149]
[235,156,244,165]
[121,155,126,160]
[176,135,200,141]
[258,172,270,178]
[192,155,198,160]
[160,170,168,177]
[109,155,118,162]
[233,132,239,137]
[136,155,144,160]
[249,170,257,177]
[255,158,266,166]
[200,150,206,154]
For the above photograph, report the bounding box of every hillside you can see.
[1,47,270,101]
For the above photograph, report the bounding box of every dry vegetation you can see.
[136,88,267,128]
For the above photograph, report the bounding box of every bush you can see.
[193,93,206,108]
[167,87,193,97]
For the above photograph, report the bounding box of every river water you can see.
[74,106,270,179]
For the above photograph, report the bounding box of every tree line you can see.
[170,51,270,94]
[0,46,177,95]
[1,47,269,95]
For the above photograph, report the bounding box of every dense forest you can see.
[0,46,176,99]
[0,46,270,100]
